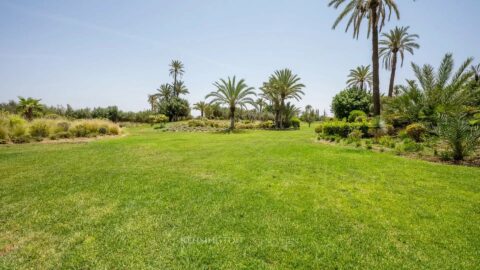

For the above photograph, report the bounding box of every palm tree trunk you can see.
[388,52,398,97]
[279,98,285,129]
[360,80,364,91]
[371,7,381,116]
[230,107,235,130]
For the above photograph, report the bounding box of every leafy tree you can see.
[331,87,371,119]
[379,26,420,97]
[347,65,372,91]
[17,97,44,121]
[329,0,401,116]
[193,101,207,118]
[206,76,256,130]
[266,69,305,128]
[302,105,316,127]
[169,60,185,97]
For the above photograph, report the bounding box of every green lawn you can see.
[1,124,479,269]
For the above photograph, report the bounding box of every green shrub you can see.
[56,131,71,139]
[401,138,423,152]
[436,114,480,161]
[291,117,301,129]
[70,124,88,137]
[320,121,369,138]
[378,136,396,148]
[98,126,108,135]
[331,87,371,119]
[314,125,323,134]
[188,119,206,127]
[348,110,367,123]
[55,121,70,133]
[406,123,427,142]
[11,135,31,144]
[0,126,8,144]
[258,120,274,129]
[29,120,50,138]
[348,129,363,141]
[108,125,120,135]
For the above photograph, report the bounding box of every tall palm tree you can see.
[472,64,480,83]
[147,94,158,111]
[329,0,400,116]
[346,65,373,91]
[193,101,208,118]
[155,84,173,101]
[206,76,256,130]
[17,96,43,121]
[268,69,305,128]
[169,60,185,96]
[380,26,420,97]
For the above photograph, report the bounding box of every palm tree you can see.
[380,26,420,97]
[175,81,189,96]
[329,0,400,116]
[155,84,173,101]
[472,64,480,83]
[169,60,185,96]
[193,101,207,118]
[147,94,158,111]
[268,69,305,128]
[254,98,267,120]
[18,96,43,121]
[346,65,373,91]
[206,76,256,130]
[260,80,282,126]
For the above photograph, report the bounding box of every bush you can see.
[29,120,50,138]
[347,129,363,142]
[291,117,301,129]
[188,119,206,127]
[149,114,168,126]
[70,123,88,137]
[98,126,108,135]
[436,114,480,161]
[378,136,395,148]
[314,125,323,134]
[406,123,427,142]
[108,125,120,135]
[11,135,31,144]
[55,121,70,133]
[331,87,371,119]
[348,110,367,123]
[400,138,423,152]
[320,121,369,138]
[258,120,274,129]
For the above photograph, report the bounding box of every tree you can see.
[346,65,373,91]
[147,95,158,111]
[268,69,305,129]
[254,98,267,120]
[385,54,475,126]
[260,80,282,127]
[175,81,189,96]
[329,0,400,116]
[302,105,316,127]
[155,84,173,102]
[283,102,300,128]
[379,26,420,97]
[17,97,43,121]
[331,87,372,119]
[472,64,480,83]
[193,101,207,118]
[206,76,256,130]
[169,60,185,97]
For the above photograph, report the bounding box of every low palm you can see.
[18,96,43,121]
[346,65,373,91]
[380,26,420,97]
[206,76,256,130]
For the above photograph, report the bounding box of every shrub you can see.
[55,121,70,133]
[348,110,367,123]
[436,114,480,161]
[98,126,108,135]
[149,114,168,126]
[378,136,396,148]
[56,131,71,139]
[406,123,427,142]
[108,124,120,135]
[291,117,301,129]
[331,87,371,119]
[401,138,423,152]
[0,126,7,144]
[258,120,274,129]
[188,119,206,127]
[70,123,88,137]
[11,135,31,144]
[314,125,323,134]
[29,120,50,138]
[347,129,363,142]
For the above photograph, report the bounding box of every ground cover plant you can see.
[1,124,479,269]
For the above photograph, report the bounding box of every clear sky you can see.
[1,0,479,115]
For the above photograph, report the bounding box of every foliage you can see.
[320,120,369,138]
[29,119,50,138]
[348,110,367,123]
[346,65,372,91]
[331,87,371,119]
[406,123,427,142]
[18,96,44,120]
[206,76,256,130]
[148,114,169,127]
[435,114,480,161]
[290,117,301,129]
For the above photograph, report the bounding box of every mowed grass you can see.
[1,124,479,269]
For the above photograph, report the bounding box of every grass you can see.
[1,124,479,269]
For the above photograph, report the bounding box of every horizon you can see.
[1,0,479,115]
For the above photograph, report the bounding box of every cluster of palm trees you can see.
[330,0,421,114]
[148,60,190,121]
[198,69,305,130]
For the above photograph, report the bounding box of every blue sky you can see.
[1,0,479,115]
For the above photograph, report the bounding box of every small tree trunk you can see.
[360,80,364,91]
[371,6,381,116]
[229,107,235,130]
[279,98,285,129]
[388,52,398,97]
